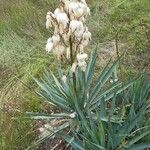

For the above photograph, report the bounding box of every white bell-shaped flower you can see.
[68,20,84,37]
[82,27,91,40]
[78,61,87,72]
[54,8,61,16]
[52,34,60,46]
[81,27,91,46]
[46,12,56,29]
[68,1,78,13]
[46,38,54,52]
[73,3,85,18]
[79,3,90,17]
[68,2,90,19]
[77,53,88,63]
[56,12,69,29]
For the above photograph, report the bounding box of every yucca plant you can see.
[64,76,150,150]
[27,50,150,149]
[26,0,150,149]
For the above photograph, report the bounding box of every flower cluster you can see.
[45,0,91,71]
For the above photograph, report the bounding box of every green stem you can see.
[69,35,76,92]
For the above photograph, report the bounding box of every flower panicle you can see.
[45,0,91,73]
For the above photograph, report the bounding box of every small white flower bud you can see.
[110,78,118,83]
[110,79,113,83]
[62,75,67,83]
[69,112,76,118]
[114,78,118,82]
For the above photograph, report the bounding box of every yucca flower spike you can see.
[45,0,91,72]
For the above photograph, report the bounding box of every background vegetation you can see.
[0,0,150,149]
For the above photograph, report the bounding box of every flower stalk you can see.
[45,0,91,90]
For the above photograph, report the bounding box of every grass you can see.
[0,0,150,149]
[0,0,58,149]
